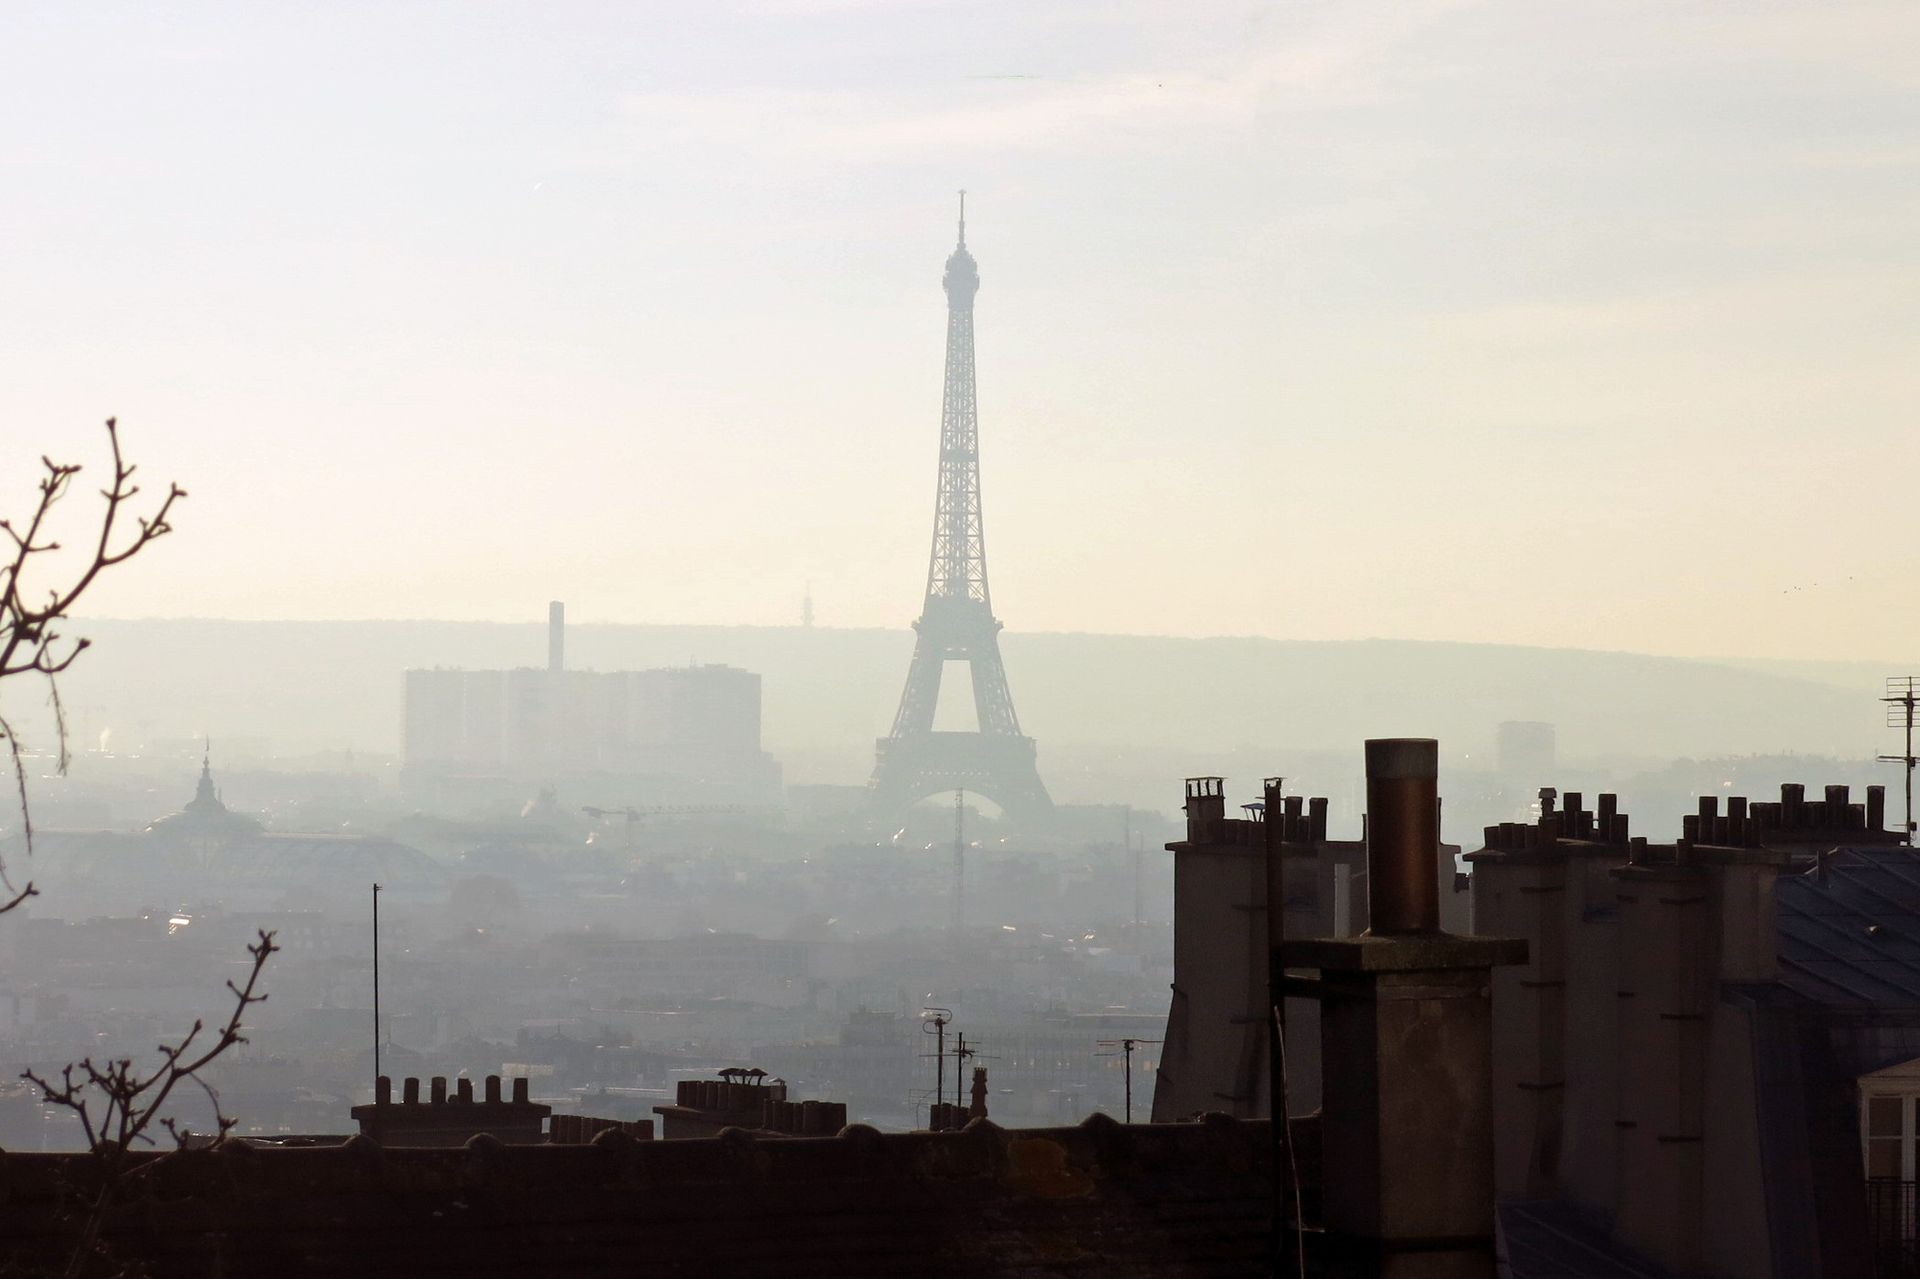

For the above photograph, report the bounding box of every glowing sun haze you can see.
[1,1,1914,662]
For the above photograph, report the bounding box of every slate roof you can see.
[1497,1200,1668,1278]
[1776,847,1920,1010]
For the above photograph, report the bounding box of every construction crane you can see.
[580,803,751,853]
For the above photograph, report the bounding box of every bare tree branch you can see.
[0,418,184,912]
[21,930,277,1277]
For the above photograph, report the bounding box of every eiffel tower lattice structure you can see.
[868,197,1054,828]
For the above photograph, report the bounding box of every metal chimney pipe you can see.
[548,601,565,673]
[1364,738,1440,934]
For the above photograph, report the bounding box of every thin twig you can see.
[0,419,184,901]
[21,931,277,1276]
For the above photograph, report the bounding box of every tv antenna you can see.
[1883,677,1918,845]
[920,1008,953,1106]
[920,1029,999,1126]
[1095,1037,1163,1123]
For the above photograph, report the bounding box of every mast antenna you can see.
[372,882,383,1098]
[1882,677,1918,844]
[921,1007,953,1110]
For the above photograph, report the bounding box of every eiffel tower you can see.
[868,197,1054,827]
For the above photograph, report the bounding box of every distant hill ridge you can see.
[47,620,1892,784]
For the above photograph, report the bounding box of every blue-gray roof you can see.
[1777,846,1920,1009]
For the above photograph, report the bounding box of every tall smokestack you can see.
[1364,737,1440,934]
[548,601,564,673]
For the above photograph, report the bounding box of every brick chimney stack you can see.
[1284,738,1525,1276]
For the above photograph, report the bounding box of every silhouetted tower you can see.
[868,196,1053,826]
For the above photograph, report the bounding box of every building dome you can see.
[146,753,263,838]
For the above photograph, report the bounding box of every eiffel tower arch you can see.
[868,198,1054,828]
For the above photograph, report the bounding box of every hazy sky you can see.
[2,2,1914,662]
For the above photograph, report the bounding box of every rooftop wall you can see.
[0,1114,1274,1278]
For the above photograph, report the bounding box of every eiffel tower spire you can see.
[868,200,1053,826]
[924,192,991,615]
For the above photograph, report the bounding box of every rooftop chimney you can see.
[1285,736,1526,1273]
[1365,738,1440,934]
[1183,776,1226,840]
[548,601,565,673]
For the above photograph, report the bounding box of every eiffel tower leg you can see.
[968,647,1022,738]
[889,629,946,738]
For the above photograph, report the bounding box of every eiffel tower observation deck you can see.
[868,197,1054,827]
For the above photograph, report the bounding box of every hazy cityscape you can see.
[1,3,1916,1276]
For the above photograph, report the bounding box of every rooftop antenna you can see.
[1095,1036,1163,1123]
[371,882,383,1100]
[1883,677,1918,845]
[920,1007,953,1108]
[953,788,966,933]
[957,189,966,246]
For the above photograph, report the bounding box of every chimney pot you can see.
[403,1077,420,1105]
[376,1075,392,1106]
[512,1076,530,1105]
[430,1076,447,1105]
[1363,738,1441,934]
[485,1075,502,1105]
[1184,776,1226,835]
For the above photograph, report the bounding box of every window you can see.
[1862,1089,1920,1180]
